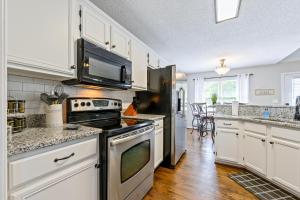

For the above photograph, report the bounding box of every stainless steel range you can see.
[66,98,154,200]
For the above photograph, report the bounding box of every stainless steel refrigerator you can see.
[135,65,187,168]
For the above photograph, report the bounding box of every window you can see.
[203,78,238,104]
[292,78,300,105]
[282,72,300,106]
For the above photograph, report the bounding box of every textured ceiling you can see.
[91,0,300,73]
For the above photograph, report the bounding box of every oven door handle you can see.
[110,127,154,146]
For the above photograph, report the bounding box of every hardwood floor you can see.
[144,131,257,200]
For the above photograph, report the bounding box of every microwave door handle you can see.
[121,66,126,83]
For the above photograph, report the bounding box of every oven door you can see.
[108,126,154,200]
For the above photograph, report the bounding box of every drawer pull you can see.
[54,152,75,163]
[223,123,232,126]
[261,139,266,142]
[236,133,239,136]
[269,141,274,145]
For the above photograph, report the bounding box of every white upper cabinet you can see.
[148,50,159,68]
[131,38,148,89]
[159,57,169,68]
[7,0,75,78]
[7,0,166,81]
[80,3,110,50]
[110,26,131,60]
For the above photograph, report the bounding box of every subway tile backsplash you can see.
[7,74,135,114]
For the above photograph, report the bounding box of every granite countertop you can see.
[215,114,300,129]
[122,114,165,121]
[8,125,102,157]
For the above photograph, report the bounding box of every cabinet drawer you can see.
[216,120,239,129]
[9,138,97,189]
[271,127,300,143]
[154,119,164,130]
[245,122,267,135]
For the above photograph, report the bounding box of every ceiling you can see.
[91,0,300,73]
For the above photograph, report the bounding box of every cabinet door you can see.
[8,0,74,77]
[10,159,98,200]
[131,39,148,90]
[159,58,168,68]
[215,129,239,163]
[80,4,110,50]
[244,131,267,175]
[110,26,130,59]
[154,128,164,168]
[270,139,300,192]
[148,50,159,68]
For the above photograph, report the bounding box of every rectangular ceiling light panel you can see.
[215,0,241,23]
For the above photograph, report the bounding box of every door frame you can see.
[0,0,7,199]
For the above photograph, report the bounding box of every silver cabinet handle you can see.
[223,123,232,126]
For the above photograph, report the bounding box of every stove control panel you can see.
[70,98,122,112]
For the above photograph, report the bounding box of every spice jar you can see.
[8,100,18,113]
[18,100,25,113]
[13,117,26,133]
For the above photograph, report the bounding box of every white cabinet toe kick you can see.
[215,119,300,197]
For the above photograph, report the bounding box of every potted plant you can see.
[211,93,218,105]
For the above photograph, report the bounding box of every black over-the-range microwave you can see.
[63,39,132,90]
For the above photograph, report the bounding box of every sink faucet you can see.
[295,96,300,120]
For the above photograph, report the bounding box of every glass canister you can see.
[18,100,25,113]
[13,117,26,133]
[8,100,18,113]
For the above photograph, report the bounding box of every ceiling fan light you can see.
[215,59,230,75]
[215,66,230,75]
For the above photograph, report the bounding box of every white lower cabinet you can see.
[10,158,98,200]
[154,119,164,168]
[269,139,300,192]
[9,138,98,200]
[215,119,300,196]
[154,128,164,168]
[215,129,239,164]
[244,131,267,175]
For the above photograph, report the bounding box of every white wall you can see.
[0,0,7,199]
[280,48,300,63]
[186,60,300,127]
